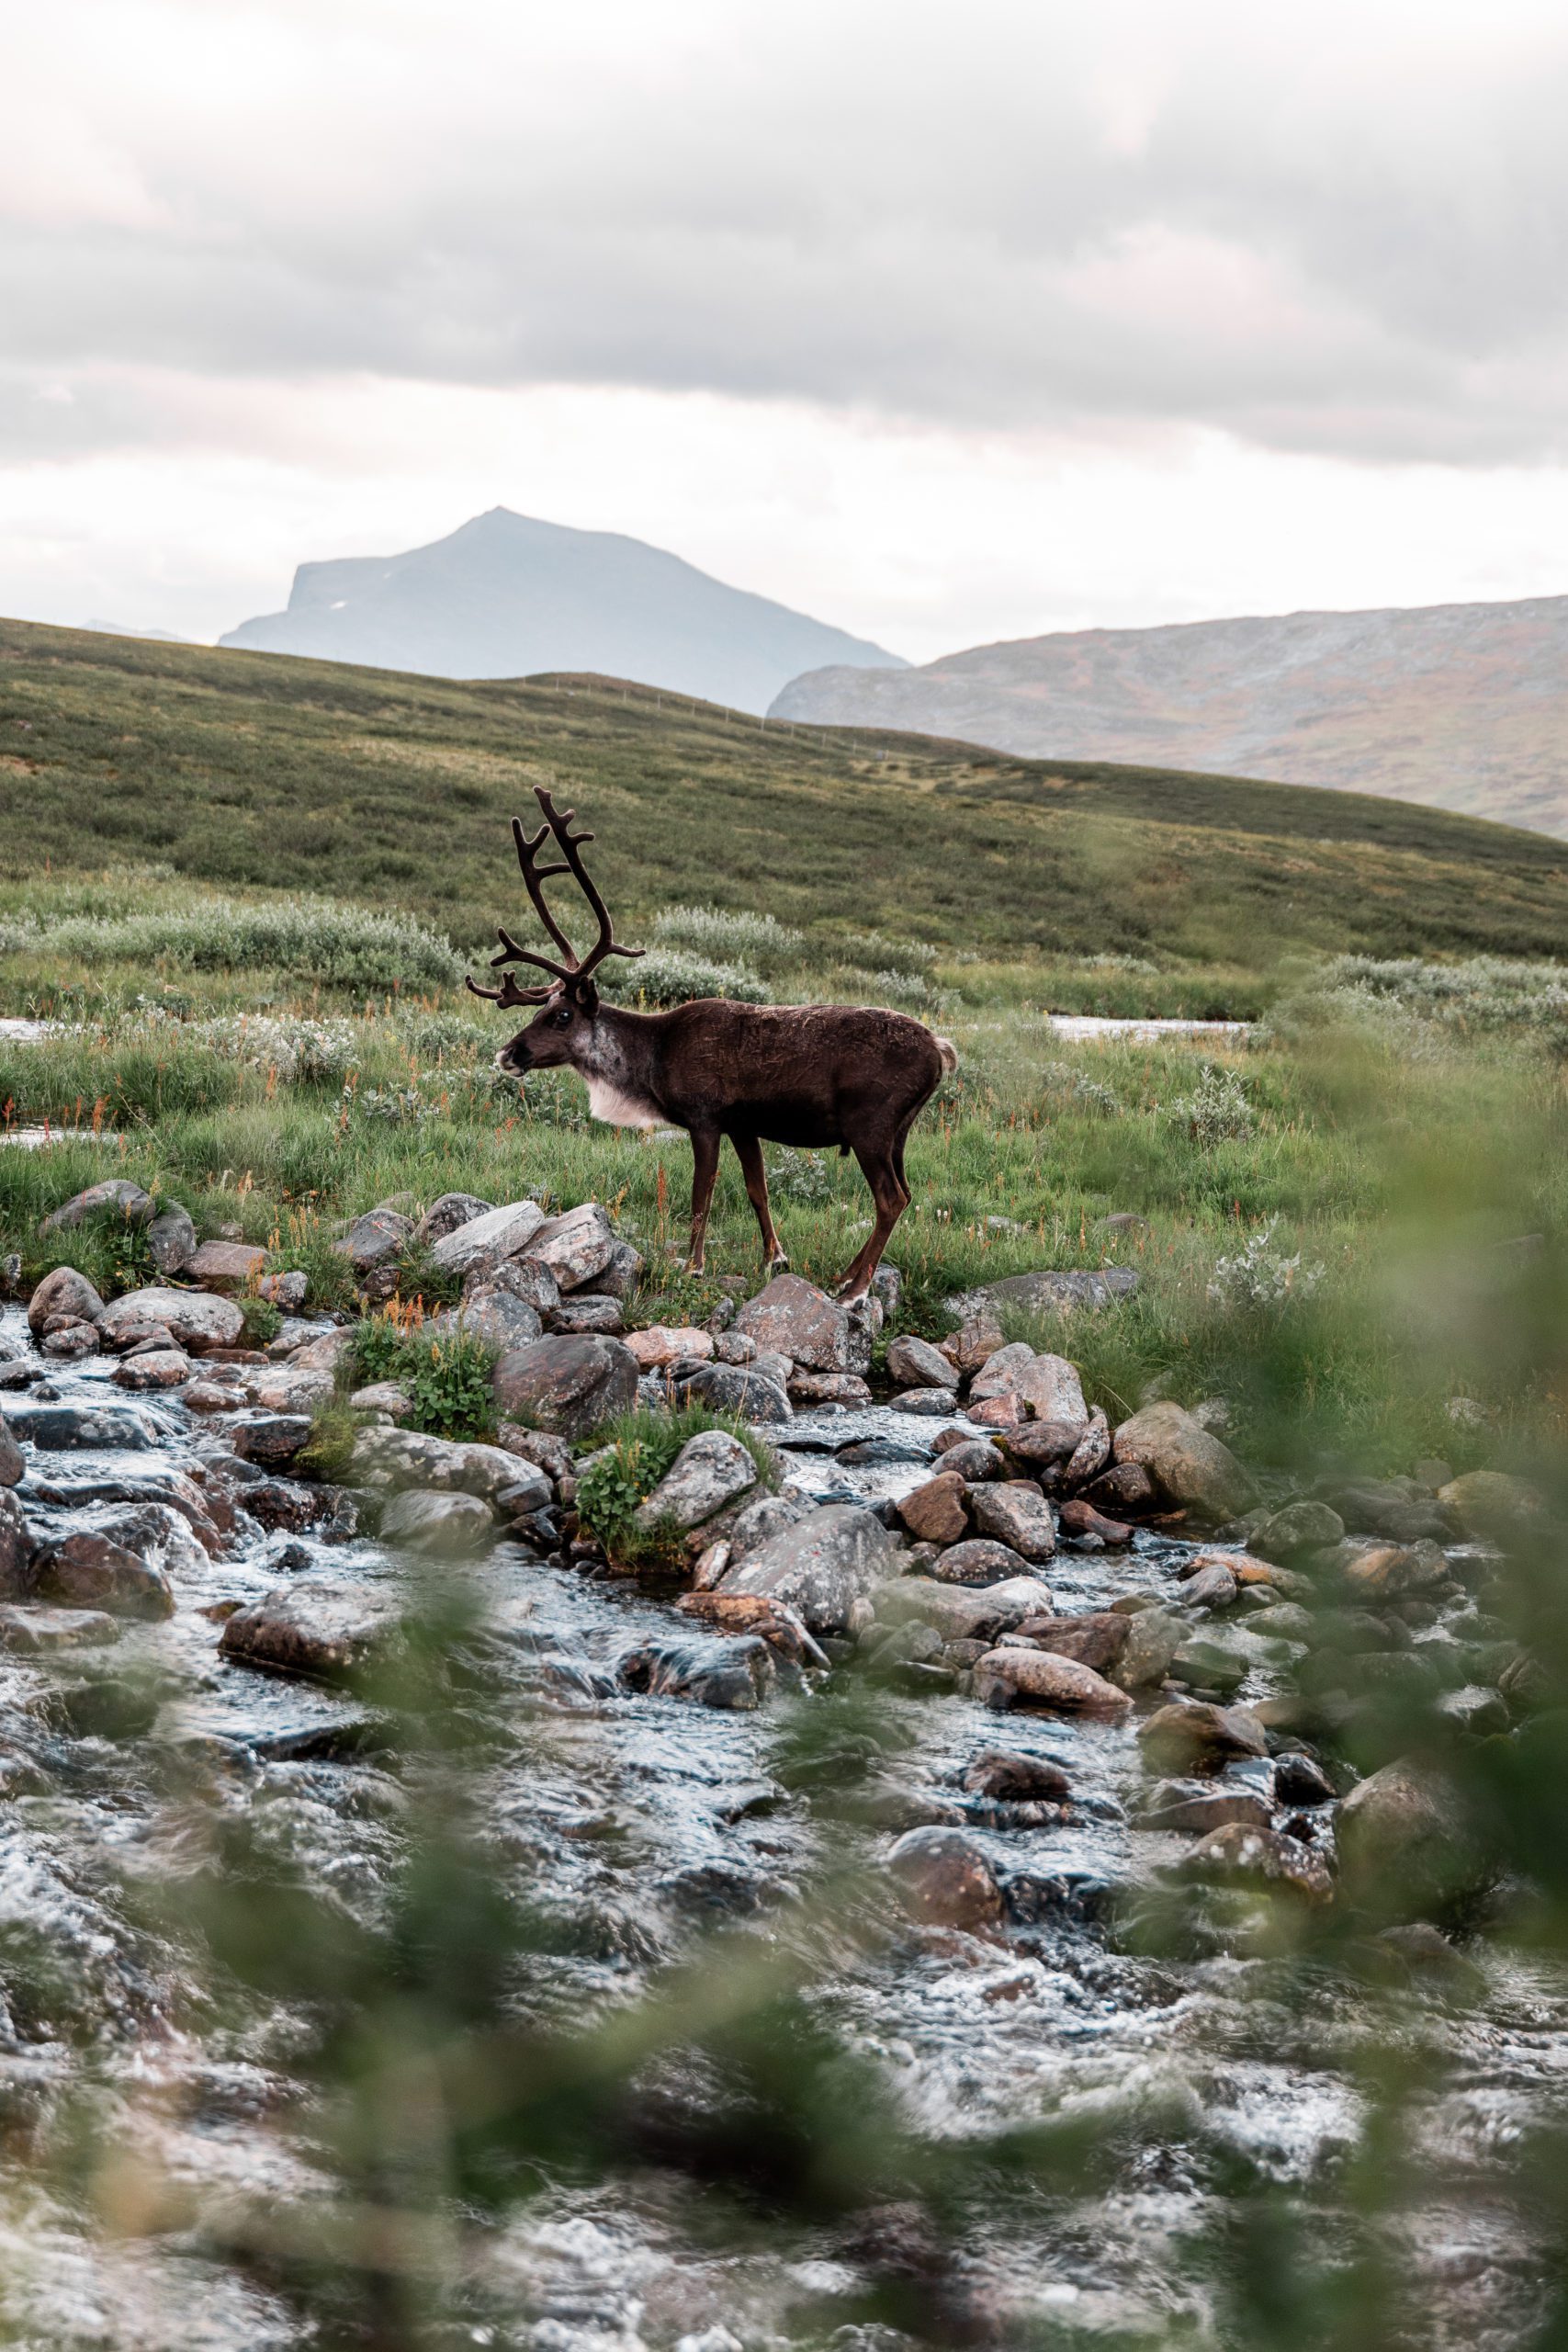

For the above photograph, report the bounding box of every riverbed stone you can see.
[972,1347,1089,1429]
[0,1492,29,1594]
[889,1387,959,1418]
[1139,1781,1272,1835]
[0,1603,120,1654]
[99,1286,245,1354]
[674,1590,829,1668]
[1437,1470,1545,1543]
[1177,1820,1333,1901]
[961,1748,1071,1803]
[1,1400,157,1452]
[27,1265,106,1336]
[1252,1499,1345,1561]
[350,1426,552,1512]
[1111,1402,1256,1520]
[1017,1611,1131,1675]
[429,1199,549,1278]
[719,1502,902,1634]
[617,1631,776,1711]
[886,1333,953,1390]
[146,1204,197,1275]
[1139,1699,1269,1772]
[973,1645,1132,1716]
[0,1419,22,1487]
[40,1321,100,1361]
[548,1294,626,1336]
[230,1414,313,1467]
[525,1202,618,1292]
[936,1441,1004,1484]
[1057,1499,1134,1545]
[428,1286,543,1355]
[897,1472,969,1545]
[633,1430,759,1537]
[219,1581,398,1679]
[479,1256,561,1317]
[1081,1461,1160,1518]
[412,1192,492,1247]
[1336,1758,1480,1916]
[186,1239,270,1292]
[39,1180,153,1236]
[927,1538,1030,1587]
[1179,1561,1239,1611]
[887,1826,1003,1931]
[244,1364,336,1415]
[1113,1607,1185,1690]
[380,1487,497,1555]
[883,1575,1055,1645]
[32,1532,175,1621]
[968,1481,1056,1561]
[626,1326,714,1370]
[671,1361,794,1424]
[113,1349,192,1391]
[491,1333,638,1440]
[1000,1421,1084,1471]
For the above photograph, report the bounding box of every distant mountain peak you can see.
[220,511,904,712]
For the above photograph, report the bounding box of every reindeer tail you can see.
[933,1035,959,1074]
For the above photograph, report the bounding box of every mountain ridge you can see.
[769,592,1568,839]
[220,507,904,716]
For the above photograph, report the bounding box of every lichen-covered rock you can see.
[548,1295,626,1336]
[972,1646,1132,1716]
[735,1272,872,1374]
[625,1326,714,1370]
[244,1364,337,1415]
[1252,1499,1345,1561]
[27,1265,106,1336]
[412,1193,492,1248]
[350,1380,414,1422]
[886,1333,953,1390]
[525,1202,618,1292]
[669,1361,794,1424]
[146,1204,198,1276]
[1111,1402,1257,1520]
[579,1237,645,1299]
[491,1334,639,1441]
[0,1603,120,1654]
[186,1239,271,1292]
[967,1480,1056,1561]
[1139,1698,1269,1772]
[925,1537,1029,1587]
[897,1472,969,1546]
[787,1370,873,1407]
[0,1418,22,1488]
[39,1180,153,1236]
[113,1349,192,1392]
[719,1502,901,1634]
[429,1199,548,1278]
[882,1575,1055,1645]
[350,1426,551,1511]
[39,1321,99,1361]
[427,1287,543,1355]
[479,1256,561,1317]
[99,1287,245,1354]
[969,1346,1088,1428]
[632,1430,759,1538]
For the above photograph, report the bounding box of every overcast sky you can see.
[4,0,1567,660]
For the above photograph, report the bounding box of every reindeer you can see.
[467,786,956,1299]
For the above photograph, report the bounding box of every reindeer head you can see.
[468,786,644,1077]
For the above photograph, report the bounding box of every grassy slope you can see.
[4,618,1567,968]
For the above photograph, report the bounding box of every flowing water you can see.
[0,1303,1562,2347]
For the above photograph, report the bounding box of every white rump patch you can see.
[584,1074,660,1131]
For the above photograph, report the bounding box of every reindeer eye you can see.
[553,1007,571,1025]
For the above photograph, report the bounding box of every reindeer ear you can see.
[569,974,600,1012]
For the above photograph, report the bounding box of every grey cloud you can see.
[4,7,1568,466]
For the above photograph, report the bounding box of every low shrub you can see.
[1167,1062,1254,1145]
[601,949,770,1007]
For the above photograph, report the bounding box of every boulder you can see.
[0,1492,30,1596]
[1111,1402,1256,1520]
[380,1487,496,1556]
[525,1202,618,1292]
[39,1180,153,1236]
[726,1492,809,1563]
[1057,1499,1134,1545]
[350,1426,552,1511]
[412,1192,492,1247]
[887,1826,1003,1931]
[671,1362,793,1424]
[633,1429,759,1537]
[427,1287,542,1355]
[618,1631,776,1711]
[1,1400,157,1452]
[244,1365,336,1415]
[897,1472,970,1545]
[1139,1783,1271,1836]
[491,1334,639,1441]
[968,1481,1056,1562]
[497,1423,573,1484]
[1252,1499,1345,1561]
[219,1581,398,1679]
[1176,1821,1333,1901]
[951,1312,1004,1374]
[479,1256,561,1317]
[718,1502,902,1634]
[1001,1420,1084,1469]
[886,1333,954,1390]
[32,1532,174,1621]
[231,1414,314,1467]
[186,1239,270,1292]
[548,1295,626,1336]
[146,1204,198,1275]
[1336,1758,1481,1917]
[349,1380,413,1422]
[27,1265,106,1336]
[0,1603,119,1655]
[99,1287,245,1355]
[735,1273,871,1374]
[889,1387,958,1418]
[580,1237,645,1299]
[674,1590,829,1668]
[1081,1461,1160,1517]
[113,1349,192,1392]
[882,1575,1055,1645]
[1437,1470,1545,1544]
[626,1326,714,1370]
[257,1272,309,1310]
[950,1268,1139,1319]
[40,1322,99,1360]
[788,1371,873,1407]
[926,1538,1030,1586]
[0,1418,22,1488]
[1018,1611,1130,1674]
[428,1199,548,1278]
[961,1749,1071,1803]
[973,1646,1132,1716]
[1139,1699,1269,1772]
[970,1347,1088,1427]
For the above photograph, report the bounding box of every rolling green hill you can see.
[3,616,1566,969]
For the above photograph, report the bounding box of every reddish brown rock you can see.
[897,1472,970,1546]
[1014,1611,1130,1674]
[973,1645,1132,1716]
[1057,1498,1134,1545]
[887,1826,1003,1931]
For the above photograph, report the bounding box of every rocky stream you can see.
[0,1181,1563,2347]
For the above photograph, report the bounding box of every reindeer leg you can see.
[836,1146,909,1301]
[686,1126,721,1273]
[732,1134,788,1272]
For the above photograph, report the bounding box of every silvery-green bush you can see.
[0,897,463,989]
[651,904,803,975]
[198,1014,363,1082]
[1209,1216,1324,1308]
[1168,1062,1254,1145]
[602,949,770,1007]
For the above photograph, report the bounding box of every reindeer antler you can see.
[466,785,644,1007]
